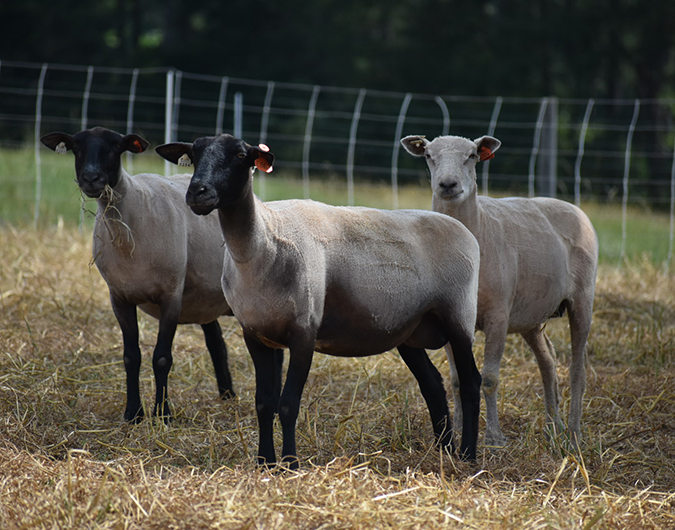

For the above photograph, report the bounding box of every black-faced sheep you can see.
[41,127,236,422]
[156,134,483,467]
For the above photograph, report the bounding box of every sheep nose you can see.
[81,170,102,183]
[188,182,209,197]
[439,180,459,192]
[186,181,215,207]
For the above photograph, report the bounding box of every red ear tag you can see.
[479,146,495,161]
[255,158,273,173]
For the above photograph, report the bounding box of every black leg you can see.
[278,342,314,470]
[151,304,179,421]
[111,297,144,423]
[273,349,284,413]
[448,333,482,461]
[201,320,235,399]
[244,332,281,467]
[398,344,453,449]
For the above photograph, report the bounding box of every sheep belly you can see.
[314,282,449,356]
[313,315,446,357]
[313,311,440,357]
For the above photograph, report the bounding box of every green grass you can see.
[583,202,672,264]
[2,146,672,266]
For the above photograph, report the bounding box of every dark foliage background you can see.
[3,1,675,99]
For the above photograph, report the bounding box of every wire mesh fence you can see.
[1,60,675,263]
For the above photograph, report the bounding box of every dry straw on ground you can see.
[1,225,673,529]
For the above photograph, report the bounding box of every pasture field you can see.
[0,224,674,529]
[1,145,674,266]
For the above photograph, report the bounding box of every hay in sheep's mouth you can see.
[81,185,136,261]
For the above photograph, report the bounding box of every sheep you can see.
[155,134,483,468]
[401,134,599,447]
[40,126,238,422]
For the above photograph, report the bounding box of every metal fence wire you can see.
[2,60,675,260]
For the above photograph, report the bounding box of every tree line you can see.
[3,0,674,100]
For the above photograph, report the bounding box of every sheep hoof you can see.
[435,432,455,450]
[219,388,236,400]
[257,456,277,469]
[457,447,477,463]
[280,455,300,471]
[548,428,583,455]
[544,422,570,443]
[485,433,508,448]
[153,403,172,424]
[569,430,582,450]
[156,415,171,426]
[124,407,144,424]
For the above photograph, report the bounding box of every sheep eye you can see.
[237,152,246,159]
[469,153,478,160]
[425,154,431,159]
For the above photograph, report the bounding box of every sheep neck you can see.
[216,176,272,265]
[433,185,483,236]
[93,168,136,253]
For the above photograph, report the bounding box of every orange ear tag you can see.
[255,143,273,173]
[132,140,144,152]
[479,146,495,161]
[255,158,273,173]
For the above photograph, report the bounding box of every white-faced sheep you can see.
[41,127,238,422]
[401,134,599,447]
[156,134,483,467]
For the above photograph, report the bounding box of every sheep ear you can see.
[400,135,429,157]
[155,142,194,166]
[41,132,73,154]
[250,144,274,173]
[123,134,149,154]
[474,136,501,162]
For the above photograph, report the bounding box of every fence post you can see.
[78,65,95,230]
[346,88,367,206]
[528,98,548,197]
[125,68,139,173]
[482,96,502,196]
[234,92,243,138]
[302,85,321,199]
[164,69,174,177]
[80,65,94,130]
[258,81,275,200]
[391,93,413,210]
[435,96,450,136]
[259,81,275,146]
[536,96,557,197]
[619,99,641,266]
[215,76,229,135]
[172,70,182,143]
[574,99,595,207]
[34,63,48,228]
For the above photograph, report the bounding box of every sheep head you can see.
[41,127,148,198]
[156,134,275,215]
[401,135,501,202]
